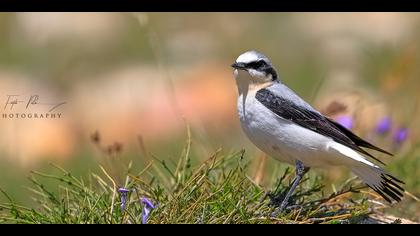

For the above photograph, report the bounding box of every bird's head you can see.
[231,50,278,87]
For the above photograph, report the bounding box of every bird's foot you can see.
[265,190,295,216]
[266,191,286,206]
[268,160,308,217]
[271,201,304,217]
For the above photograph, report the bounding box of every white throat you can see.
[234,69,273,95]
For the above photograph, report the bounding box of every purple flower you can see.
[393,128,408,145]
[118,188,130,212]
[140,197,156,224]
[336,115,353,130]
[376,117,392,135]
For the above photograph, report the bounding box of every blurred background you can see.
[0,13,418,220]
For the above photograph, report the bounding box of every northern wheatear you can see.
[231,50,404,211]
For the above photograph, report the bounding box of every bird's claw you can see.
[267,191,287,207]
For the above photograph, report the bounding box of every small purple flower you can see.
[376,117,392,135]
[336,115,353,130]
[393,128,408,145]
[118,188,130,212]
[140,197,156,224]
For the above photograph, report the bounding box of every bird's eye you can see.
[248,60,266,69]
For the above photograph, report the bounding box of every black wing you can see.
[255,88,392,165]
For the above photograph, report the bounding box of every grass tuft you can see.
[0,144,380,224]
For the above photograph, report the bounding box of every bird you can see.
[231,50,404,212]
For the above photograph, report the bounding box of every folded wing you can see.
[255,88,392,165]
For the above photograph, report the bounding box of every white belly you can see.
[237,94,343,167]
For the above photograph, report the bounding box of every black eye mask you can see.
[247,60,267,69]
[247,60,278,80]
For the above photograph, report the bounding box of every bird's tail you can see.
[351,164,405,203]
[328,141,405,203]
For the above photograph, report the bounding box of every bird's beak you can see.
[231,62,246,70]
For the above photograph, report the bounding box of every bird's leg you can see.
[275,160,309,214]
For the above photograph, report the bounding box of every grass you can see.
[0,129,401,224]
